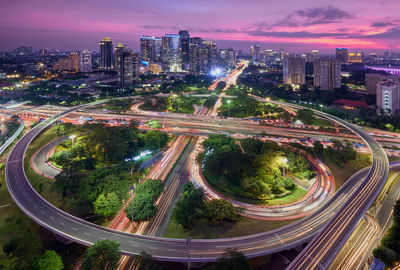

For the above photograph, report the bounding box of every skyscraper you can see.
[99,37,113,69]
[179,30,190,70]
[335,48,348,63]
[69,52,80,71]
[79,50,92,72]
[313,57,342,90]
[140,36,162,63]
[306,50,320,62]
[115,45,139,88]
[283,54,305,85]
[189,38,217,74]
[251,45,261,63]
[218,48,236,70]
[161,34,182,72]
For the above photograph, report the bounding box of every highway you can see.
[4,98,393,264]
[31,137,65,178]
[0,118,24,155]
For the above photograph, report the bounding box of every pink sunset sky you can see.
[1,0,399,53]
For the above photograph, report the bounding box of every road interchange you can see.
[4,97,395,266]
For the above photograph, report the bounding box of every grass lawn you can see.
[204,167,307,206]
[164,216,298,239]
[322,152,371,189]
[313,117,333,127]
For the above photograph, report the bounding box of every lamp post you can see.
[227,99,231,118]
[69,134,76,145]
[281,157,288,178]
[129,184,136,225]
[319,104,323,111]
[186,237,191,270]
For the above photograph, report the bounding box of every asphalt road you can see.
[31,137,66,178]
[4,99,392,263]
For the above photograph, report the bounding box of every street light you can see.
[319,104,323,111]
[129,184,136,225]
[227,100,231,118]
[186,237,191,270]
[69,134,76,145]
[281,157,288,178]
[266,97,271,102]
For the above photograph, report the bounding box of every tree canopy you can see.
[82,240,121,270]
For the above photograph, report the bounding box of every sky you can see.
[1,0,400,53]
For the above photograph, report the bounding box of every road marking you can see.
[99,237,106,240]
[33,204,37,208]
[130,243,138,247]
[60,222,65,226]
[149,247,157,250]
[85,232,91,236]
[50,216,55,220]
[71,227,77,231]
[167,249,177,251]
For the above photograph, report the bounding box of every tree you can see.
[135,180,164,200]
[206,199,237,223]
[82,240,121,270]
[36,250,64,270]
[93,192,120,217]
[297,109,315,125]
[209,248,251,270]
[313,141,324,154]
[172,182,205,228]
[3,236,20,256]
[373,246,397,266]
[143,130,168,151]
[125,193,157,222]
[134,251,167,270]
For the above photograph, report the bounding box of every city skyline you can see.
[1,0,400,53]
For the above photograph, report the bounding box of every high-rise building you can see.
[114,43,125,71]
[251,45,261,63]
[335,48,348,63]
[348,52,363,63]
[376,78,400,114]
[189,38,217,74]
[140,36,162,63]
[366,73,390,95]
[218,48,236,70]
[179,30,190,70]
[99,37,113,69]
[283,54,305,85]
[306,50,320,62]
[313,57,342,90]
[161,34,182,72]
[264,50,278,66]
[115,45,139,88]
[79,50,92,72]
[69,52,80,71]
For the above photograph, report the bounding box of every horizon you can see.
[1,0,400,54]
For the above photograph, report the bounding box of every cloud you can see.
[363,27,400,39]
[246,30,347,38]
[139,25,178,30]
[371,22,394,27]
[276,6,353,27]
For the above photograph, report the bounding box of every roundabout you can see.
[5,97,393,265]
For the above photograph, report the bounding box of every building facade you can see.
[335,48,348,63]
[115,45,139,88]
[283,54,305,85]
[179,30,190,70]
[99,37,113,69]
[313,57,342,90]
[365,73,389,95]
[79,50,92,72]
[376,78,400,114]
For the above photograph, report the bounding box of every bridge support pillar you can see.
[53,233,73,244]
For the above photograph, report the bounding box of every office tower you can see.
[79,50,92,72]
[189,38,217,74]
[348,52,363,63]
[251,45,261,63]
[69,52,80,71]
[114,43,125,71]
[115,45,139,88]
[313,57,341,90]
[179,30,190,70]
[376,78,400,114]
[140,36,162,63]
[283,54,305,85]
[306,50,320,62]
[218,48,236,70]
[264,50,278,66]
[335,48,348,63]
[99,37,113,69]
[161,34,182,72]
[366,73,390,95]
